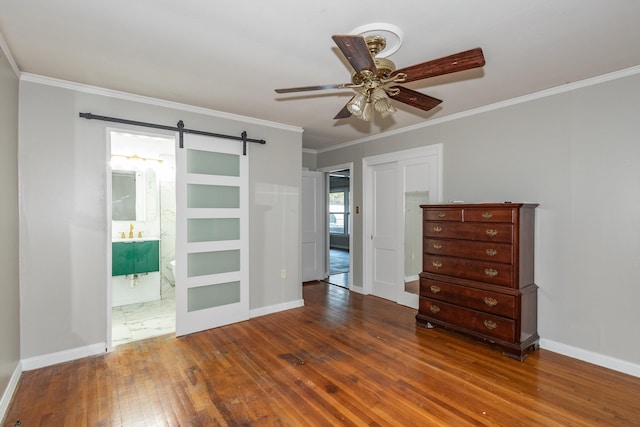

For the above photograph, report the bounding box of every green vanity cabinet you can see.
[112,240,160,276]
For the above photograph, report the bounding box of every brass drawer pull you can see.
[486,248,497,256]
[437,212,446,218]
[485,268,498,278]
[483,320,497,330]
[486,229,498,237]
[484,297,498,307]
[432,261,443,269]
[433,243,442,250]
[430,305,441,314]
[433,226,443,233]
[482,212,493,219]
[430,285,441,294]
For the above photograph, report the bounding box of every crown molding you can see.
[317,65,640,154]
[0,31,20,78]
[19,73,304,134]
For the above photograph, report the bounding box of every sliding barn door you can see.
[175,134,249,336]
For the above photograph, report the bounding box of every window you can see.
[329,189,349,235]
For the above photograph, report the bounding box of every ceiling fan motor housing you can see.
[351,36,396,85]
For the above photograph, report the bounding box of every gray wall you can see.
[18,79,303,359]
[316,71,640,367]
[302,150,316,170]
[0,47,20,408]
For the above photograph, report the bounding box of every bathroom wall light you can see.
[111,154,163,163]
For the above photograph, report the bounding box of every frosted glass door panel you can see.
[187,149,239,176]
[188,250,240,277]
[188,281,240,312]
[187,184,239,208]
[188,218,240,242]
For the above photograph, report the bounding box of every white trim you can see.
[349,284,365,294]
[317,65,640,154]
[397,291,419,309]
[539,338,640,379]
[19,73,304,134]
[250,299,304,318]
[0,361,22,422]
[363,144,443,170]
[105,130,113,352]
[21,343,106,371]
[0,31,20,78]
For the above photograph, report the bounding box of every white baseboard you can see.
[397,291,419,309]
[539,338,640,378]
[250,299,304,318]
[21,343,106,371]
[0,361,22,423]
[20,301,304,372]
[349,284,365,294]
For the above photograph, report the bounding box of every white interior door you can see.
[370,162,399,300]
[302,171,324,281]
[175,134,249,336]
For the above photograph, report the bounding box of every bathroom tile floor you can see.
[112,281,175,347]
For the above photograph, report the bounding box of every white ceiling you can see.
[1,1,639,151]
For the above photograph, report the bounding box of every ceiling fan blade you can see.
[333,100,353,119]
[392,48,485,83]
[389,86,442,112]
[275,84,345,94]
[332,35,377,74]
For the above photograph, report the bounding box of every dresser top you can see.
[420,202,538,209]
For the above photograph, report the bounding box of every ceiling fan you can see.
[275,34,485,121]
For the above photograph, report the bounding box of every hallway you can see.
[327,248,349,288]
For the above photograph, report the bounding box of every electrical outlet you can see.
[280,269,287,279]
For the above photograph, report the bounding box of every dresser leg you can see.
[502,339,539,361]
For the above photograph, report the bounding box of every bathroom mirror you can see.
[112,170,145,221]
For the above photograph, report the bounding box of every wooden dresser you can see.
[416,203,538,360]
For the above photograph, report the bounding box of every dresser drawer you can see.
[420,278,517,318]
[424,255,513,286]
[419,298,516,343]
[424,222,513,243]
[464,208,514,223]
[424,208,463,222]
[424,238,513,264]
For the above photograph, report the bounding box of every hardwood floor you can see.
[5,281,640,426]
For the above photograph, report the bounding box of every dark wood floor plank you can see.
[4,281,640,426]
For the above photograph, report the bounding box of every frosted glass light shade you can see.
[360,102,373,121]
[347,92,368,116]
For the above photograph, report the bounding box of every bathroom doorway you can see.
[108,129,177,348]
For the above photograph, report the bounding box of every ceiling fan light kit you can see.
[275,27,486,122]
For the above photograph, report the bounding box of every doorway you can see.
[318,164,353,289]
[107,129,177,348]
[328,169,350,288]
